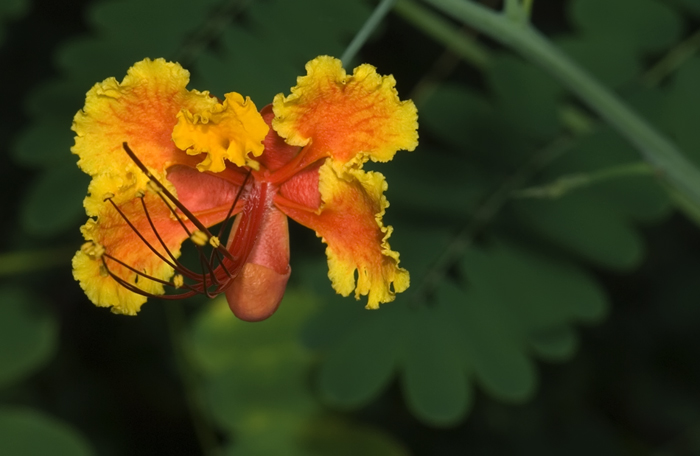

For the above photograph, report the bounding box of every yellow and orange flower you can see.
[72,56,418,320]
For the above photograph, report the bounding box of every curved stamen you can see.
[103,199,221,296]
[145,188,226,288]
[143,188,224,286]
[100,142,254,300]
[138,195,202,280]
[105,197,188,276]
[123,142,237,264]
[101,255,199,300]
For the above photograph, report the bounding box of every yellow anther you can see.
[103,192,115,201]
[147,180,162,193]
[172,274,184,289]
[99,264,109,277]
[81,241,105,260]
[190,230,208,246]
[209,236,221,248]
[135,190,145,198]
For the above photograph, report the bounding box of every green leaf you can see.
[298,417,409,456]
[249,0,369,61]
[381,145,492,219]
[300,224,452,353]
[191,290,408,455]
[193,294,317,428]
[527,325,579,362]
[301,288,369,351]
[419,84,493,150]
[0,287,58,389]
[419,83,537,170]
[460,242,608,330]
[194,0,370,103]
[12,0,224,238]
[664,56,700,167]
[297,224,454,416]
[194,28,299,103]
[400,304,472,426]
[22,79,86,126]
[488,55,563,139]
[557,36,640,88]
[318,306,408,408]
[453,243,605,399]
[569,0,682,54]
[442,281,538,402]
[0,408,93,456]
[513,126,671,270]
[87,0,218,52]
[0,0,28,46]
[307,240,608,424]
[390,225,453,291]
[20,162,89,237]
[12,120,75,168]
[514,193,645,270]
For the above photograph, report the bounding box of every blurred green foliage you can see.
[302,240,606,426]
[191,292,408,455]
[0,0,27,46]
[0,287,57,389]
[0,408,93,456]
[2,0,700,454]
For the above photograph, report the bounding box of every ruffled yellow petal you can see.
[74,180,238,315]
[72,58,255,314]
[275,160,409,309]
[172,92,269,172]
[73,192,181,315]
[72,58,218,203]
[272,55,418,171]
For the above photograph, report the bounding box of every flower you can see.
[72,56,418,321]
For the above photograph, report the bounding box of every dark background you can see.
[1,0,700,454]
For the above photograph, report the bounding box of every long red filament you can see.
[100,143,260,301]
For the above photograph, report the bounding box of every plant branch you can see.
[421,0,700,207]
[413,136,575,300]
[341,0,398,66]
[513,162,654,199]
[394,0,490,70]
[642,27,700,87]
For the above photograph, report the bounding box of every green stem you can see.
[642,28,700,87]
[504,0,532,23]
[513,162,654,199]
[394,0,490,69]
[414,136,575,300]
[341,0,397,66]
[421,0,700,207]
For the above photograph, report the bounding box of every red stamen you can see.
[101,256,199,300]
[122,142,235,262]
[137,196,201,280]
[98,143,258,301]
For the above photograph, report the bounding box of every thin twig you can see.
[413,136,575,300]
